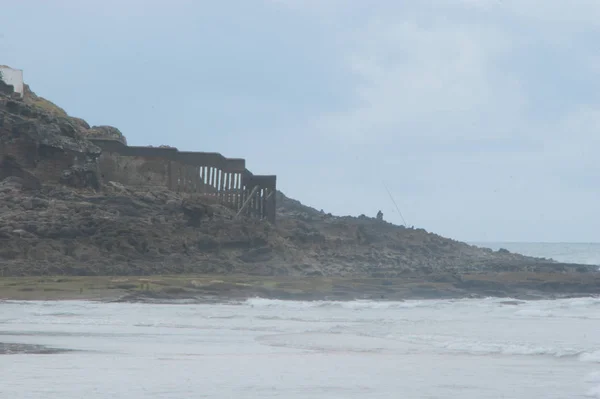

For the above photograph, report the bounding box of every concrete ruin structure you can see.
[89,138,277,223]
[0,69,277,223]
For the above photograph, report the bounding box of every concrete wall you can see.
[0,66,24,98]
[89,138,277,222]
[34,145,77,183]
[0,134,278,222]
[98,152,172,189]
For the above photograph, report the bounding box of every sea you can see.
[1,242,600,399]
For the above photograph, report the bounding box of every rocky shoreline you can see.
[1,272,599,303]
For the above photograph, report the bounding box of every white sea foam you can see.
[581,351,600,363]
[514,308,554,317]
[586,372,600,399]
[437,339,582,358]
[244,297,439,310]
[587,385,600,398]
[586,371,600,383]
[257,332,405,353]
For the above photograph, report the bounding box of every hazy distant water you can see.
[472,242,600,266]
[1,243,600,399]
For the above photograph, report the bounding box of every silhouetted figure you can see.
[376,210,383,221]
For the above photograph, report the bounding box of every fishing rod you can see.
[382,181,408,227]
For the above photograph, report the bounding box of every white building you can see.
[0,65,24,98]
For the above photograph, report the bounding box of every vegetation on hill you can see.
[22,84,68,117]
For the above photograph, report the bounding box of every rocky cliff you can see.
[0,80,597,279]
[2,176,593,278]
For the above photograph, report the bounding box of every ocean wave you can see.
[256,331,597,360]
[587,385,600,399]
[254,315,398,326]
[392,334,593,360]
[244,296,600,312]
[586,371,600,383]
[132,321,281,333]
[2,300,95,307]
[438,340,582,358]
[439,341,600,364]
[244,297,437,310]
[514,309,554,317]
[548,297,600,309]
[585,370,600,399]
[32,312,81,317]
[581,351,600,363]
[256,332,402,353]
[2,317,127,326]
[134,322,204,329]
[586,372,600,399]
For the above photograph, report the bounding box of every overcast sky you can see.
[2,0,599,242]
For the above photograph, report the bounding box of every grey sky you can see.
[2,0,599,242]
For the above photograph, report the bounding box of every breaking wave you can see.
[581,351,600,363]
[244,297,442,310]
[256,330,600,363]
[586,372,600,399]
[243,296,600,311]
[436,339,585,358]
[256,332,402,353]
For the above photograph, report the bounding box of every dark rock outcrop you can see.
[0,85,101,190]
[0,80,14,96]
[0,179,596,278]
[60,163,100,190]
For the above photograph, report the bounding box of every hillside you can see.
[1,78,599,300]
